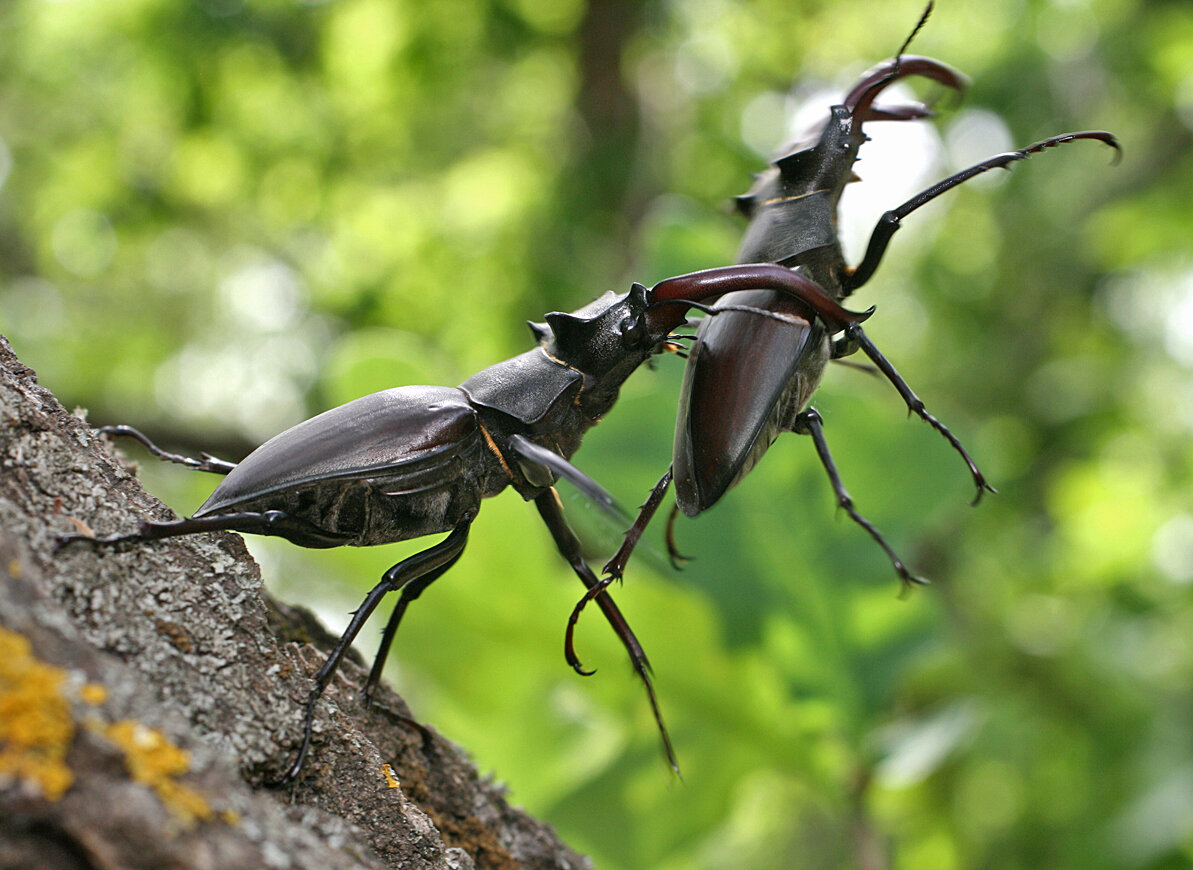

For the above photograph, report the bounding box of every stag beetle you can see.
[58,263,872,783]
[569,5,1120,638]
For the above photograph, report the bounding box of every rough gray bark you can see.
[0,334,591,870]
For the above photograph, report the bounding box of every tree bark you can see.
[0,335,591,870]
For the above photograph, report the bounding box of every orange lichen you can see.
[79,683,108,705]
[382,762,400,789]
[220,807,242,825]
[100,720,214,826]
[0,627,75,800]
[0,631,227,826]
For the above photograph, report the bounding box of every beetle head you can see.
[735,55,965,222]
[541,283,659,378]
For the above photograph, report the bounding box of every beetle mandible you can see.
[569,6,1120,638]
[57,263,871,783]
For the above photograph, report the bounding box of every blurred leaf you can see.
[5,0,1192,867]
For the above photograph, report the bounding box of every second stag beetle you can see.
[578,8,1120,630]
[57,263,871,782]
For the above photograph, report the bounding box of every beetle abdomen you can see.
[194,386,486,544]
[673,291,829,516]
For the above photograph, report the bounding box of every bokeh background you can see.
[3,0,1192,867]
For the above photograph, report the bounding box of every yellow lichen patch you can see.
[101,720,214,826]
[80,683,108,705]
[0,627,75,800]
[382,762,400,789]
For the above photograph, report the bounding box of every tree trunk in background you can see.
[0,334,590,870]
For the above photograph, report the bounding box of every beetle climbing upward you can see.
[575,4,1120,640]
[57,263,872,783]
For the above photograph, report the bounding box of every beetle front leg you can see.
[793,408,927,592]
[835,323,994,504]
[534,489,679,775]
[271,521,472,787]
[603,467,674,581]
[843,131,1119,294]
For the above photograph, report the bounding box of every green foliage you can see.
[3,0,1192,866]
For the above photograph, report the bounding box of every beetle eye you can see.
[619,314,646,346]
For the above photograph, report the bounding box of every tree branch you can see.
[0,335,590,870]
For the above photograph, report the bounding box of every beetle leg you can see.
[96,424,238,474]
[270,521,472,787]
[838,323,995,505]
[603,467,674,580]
[534,489,680,775]
[509,434,626,522]
[362,541,468,704]
[792,409,928,591]
[664,504,692,570]
[844,131,1120,294]
[56,510,356,551]
[535,489,643,676]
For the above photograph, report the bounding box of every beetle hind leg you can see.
[96,424,238,474]
[793,408,928,592]
[57,510,357,552]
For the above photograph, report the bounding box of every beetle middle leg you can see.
[792,408,927,592]
[361,547,466,704]
[271,520,473,787]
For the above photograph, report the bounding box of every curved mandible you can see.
[844,55,967,130]
[646,264,872,335]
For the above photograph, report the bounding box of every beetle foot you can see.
[96,424,238,474]
[564,575,615,677]
[835,496,929,594]
[905,404,996,505]
[895,565,930,598]
[262,691,321,789]
[663,505,691,570]
[54,528,146,553]
[970,477,998,507]
[564,631,596,677]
